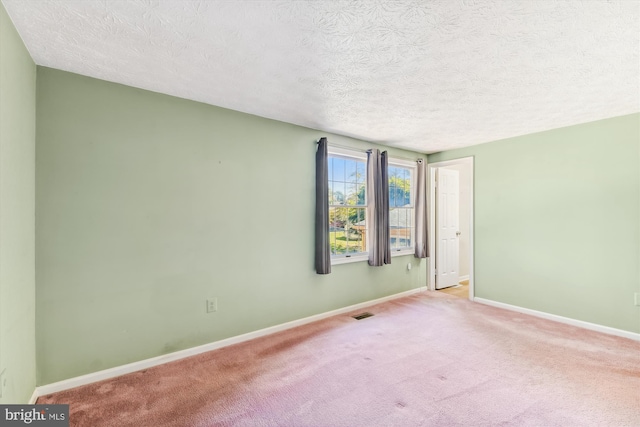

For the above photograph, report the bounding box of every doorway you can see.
[428,157,474,300]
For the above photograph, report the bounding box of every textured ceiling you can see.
[3,0,639,153]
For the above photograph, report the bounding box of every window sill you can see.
[391,249,415,257]
[331,250,414,265]
[331,254,369,265]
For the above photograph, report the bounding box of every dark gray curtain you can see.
[414,159,429,258]
[315,137,331,274]
[367,149,391,266]
[381,151,391,264]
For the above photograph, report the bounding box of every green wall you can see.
[35,67,427,385]
[429,114,640,334]
[0,3,37,403]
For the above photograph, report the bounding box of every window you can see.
[388,161,415,254]
[328,148,367,260]
[326,147,416,264]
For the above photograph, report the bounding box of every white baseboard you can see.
[34,287,426,398]
[458,275,469,282]
[474,297,640,342]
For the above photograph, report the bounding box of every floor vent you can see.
[352,312,374,320]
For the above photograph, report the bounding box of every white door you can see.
[436,168,460,289]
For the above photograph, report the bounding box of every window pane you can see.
[329,157,334,181]
[389,179,396,207]
[328,182,334,205]
[389,207,398,248]
[402,209,410,247]
[389,166,411,207]
[348,208,366,253]
[403,168,411,205]
[405,209,410,246]
[329,206,366,256]
[346,183,358,205]
[332,157,345,182]
[356,162,365,185]
[389,208,397,228]
[385,163,416,250]
[329,207,345,255]
[328,154,367,258]
[345,159,356,183]
[390,207,411,249]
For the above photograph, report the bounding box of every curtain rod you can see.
[317,140,424,163]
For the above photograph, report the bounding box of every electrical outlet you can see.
[0,368,6,399]
[635,293,640,307]
[206,298,217,313]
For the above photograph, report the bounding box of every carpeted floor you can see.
[38,291,640,426]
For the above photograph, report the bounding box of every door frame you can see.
[428,157,475,300]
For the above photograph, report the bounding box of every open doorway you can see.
[428,157,474,300]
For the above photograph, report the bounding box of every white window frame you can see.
[328,146,369,265]
[387,157,417,257]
